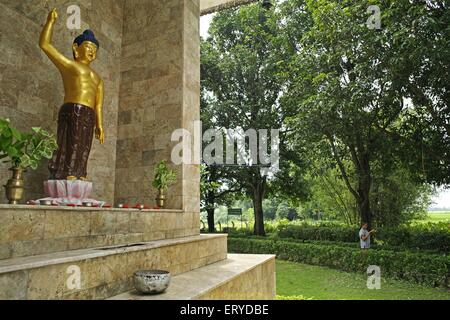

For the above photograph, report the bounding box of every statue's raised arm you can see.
[39,9,73,70]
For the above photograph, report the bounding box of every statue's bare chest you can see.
[68,64,100,87]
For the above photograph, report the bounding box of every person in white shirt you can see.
[359,222,376,249]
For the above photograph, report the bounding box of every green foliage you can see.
[231,234,446,255]
[200,0,448,230]
[370,166,432,227]
[377,223,450,252]
[277,222,359,243]
[152,160,176,191]
[282,0,449,226]
[389,1,450,185]
[304,160,433,226]
[275,222,450,252]
[200,165,239,211]
[229,237,450,288]
[201,2,309,235]
[276,202,299,221]
[262,198,279,220]
[0,118,57,170]
[305,163,359,224]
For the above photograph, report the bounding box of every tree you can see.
[262,198,281,220]
[200,165,240,232]
[371,166,433,226]
[201,0,446,230]
[276,202,299,221]
[305,158,433,226]
[307,161,360,225]
[201,3,302,235]
[388,0,450,185]
[284,0,446,228]
[200,94,241,232]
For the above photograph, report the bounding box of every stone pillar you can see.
[115,0,200,215]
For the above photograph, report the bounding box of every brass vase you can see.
[155,189,166,208]
[4,167,25,205]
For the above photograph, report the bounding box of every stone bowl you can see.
[133,270,171,294]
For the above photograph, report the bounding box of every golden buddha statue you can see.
[39,9,104,181]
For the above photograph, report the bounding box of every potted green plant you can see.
[0,118,58,204]
[152,160,177,208]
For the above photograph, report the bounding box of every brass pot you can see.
[155,189,166,208]
[4,167,25,205]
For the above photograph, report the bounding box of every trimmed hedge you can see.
[377,226,450,252]
[277,223,358,242]
[229,237,450,288]
[228,234,445,254]
[275,223,450,252]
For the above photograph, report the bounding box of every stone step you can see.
[0,205,199,260]
[0,234,227,300]
[108,254,276,300]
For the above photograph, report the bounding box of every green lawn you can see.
[425,212,450,223]
[276,260,450,300]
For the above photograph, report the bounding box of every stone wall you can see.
[0,0,124,205]
[0,234,227,300]
[0,0,201,212]
[0,204,200,260]
[115,0,200,212]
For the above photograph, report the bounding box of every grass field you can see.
[276,260,450,300]
[425,211,450,223]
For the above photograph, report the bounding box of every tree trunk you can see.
[357,155,372,228]
[206,208,216,233]
[206,190,216,233]
[252,181,266,236]
[329,136,372,228]
[358,192,372,228]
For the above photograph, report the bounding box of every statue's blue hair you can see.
[73,30,99,48]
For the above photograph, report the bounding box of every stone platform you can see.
[0,205,199,260]
[0,206,276,300]
[0,234,227,299]
[109,254,276,300]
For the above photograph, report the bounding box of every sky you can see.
[200,14,214,39]
[431,188,450,209]
[200,15,449,209]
